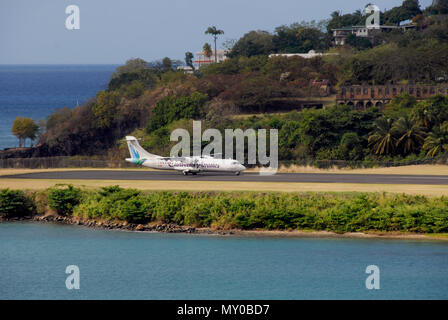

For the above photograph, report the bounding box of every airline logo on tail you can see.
[129,144,146,165]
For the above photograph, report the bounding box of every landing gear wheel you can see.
[183,171,188,176]
[192,172,198,175]
[235,171,241,176]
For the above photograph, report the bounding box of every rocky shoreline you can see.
[1,215,447,241]
[0,215,235,235]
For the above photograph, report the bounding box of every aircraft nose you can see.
[239,164,246,171]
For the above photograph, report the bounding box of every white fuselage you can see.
[126,156,246,174]
[124,135,246,175]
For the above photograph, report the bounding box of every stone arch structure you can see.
[375,101,384,108]
[355,101,364,109]
[365,101,373,108]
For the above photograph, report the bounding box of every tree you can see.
[123,80,144,98]
[46,107,73,130]
[345,34,372,50]
[422,122,448,157]
[393,116,425,154]
[384,93,417,119]
[0,189,34,218]
[146,92,208,132]
[402,0,422,17]
[340,132,363,160]
[12,117,25,147]
[430,0,448,14]
[340,42,448,85]
[205,26,224,62]
[295,26,328,52]
[92,91,120,128]
[185,52,195,70]
[383,0,422,25]
[222,38,236,51]
[112,58,148,78]
[368,117,397,155]
[274,22,328,53]
[203,43,213,60]
[228,30,275,57]
[327,10,364,33]
[411,96,448,129]
[22,118,39,147]
[162,57,172,71]
[11,117,39,147]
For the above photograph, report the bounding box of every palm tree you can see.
[411,96,448,130]
[393,116,426,155]
[205,26,224,62]
[368,117,397,155]
[203,43,213,61]
[411,105,438,129]
[423,122,448,157]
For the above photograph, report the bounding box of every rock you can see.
[135,224,144,231]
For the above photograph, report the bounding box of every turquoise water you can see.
[0,222,447,300]
[0,65,117,150]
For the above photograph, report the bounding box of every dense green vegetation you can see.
[48,185,82,216]
[0,189,35,218]
[147,92,208,132]
[1,186,448,234]
[119,94,447,164]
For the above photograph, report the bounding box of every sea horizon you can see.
[0,64,118,150]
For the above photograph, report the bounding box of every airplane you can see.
[125,136,246,175]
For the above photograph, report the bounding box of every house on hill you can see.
[193,49,229,68]
[332,23,416,46]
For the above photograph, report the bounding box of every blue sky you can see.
[1,0,433,64]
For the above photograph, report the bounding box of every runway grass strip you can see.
[0,179,447,197]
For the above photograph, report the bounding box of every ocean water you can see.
[0,65,117,150]
[0,222,447,300]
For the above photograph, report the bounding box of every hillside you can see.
[2,0,448,165]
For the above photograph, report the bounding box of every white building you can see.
[176,66,194,74]
[269,50,336,59]
[332,24,416,46]
[193,49,229,68]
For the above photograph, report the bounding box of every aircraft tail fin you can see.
[125,136,160,160]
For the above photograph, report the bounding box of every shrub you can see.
[111,196,151,223]
[146,92,208,132]
[48,185,82,216]
[122,80,144,98]
[0,189,35,218]
[4,186,447,234]
[74,186,151,223]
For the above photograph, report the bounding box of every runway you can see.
[2,170,448,185]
